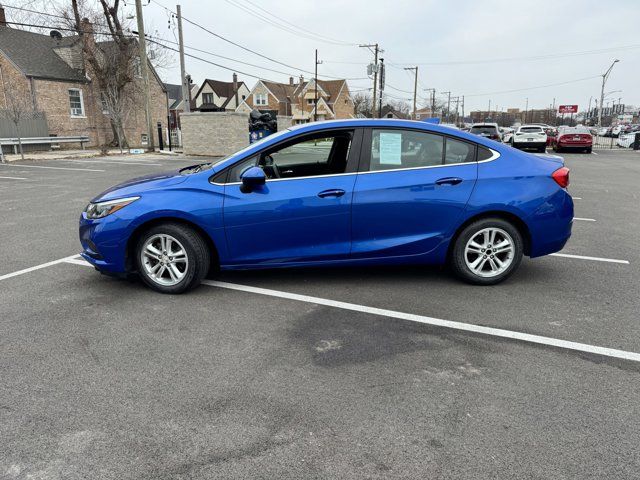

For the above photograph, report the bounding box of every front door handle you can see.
[435,177,463,186]
[318,189,346,198]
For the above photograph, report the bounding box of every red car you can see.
[552,127,593,153]
[545,128,557,146]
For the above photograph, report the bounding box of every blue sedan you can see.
[79,119,573,293]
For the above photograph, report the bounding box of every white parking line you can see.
[59,258,640,363]
[0,176,27,180]
[0,164,105,172]
[200,280,640,363]
[0,254,80,282]
[572,197,582,200]
[574,217,596,222]
[3,256,638,363]
[64,159,163,166]
[592,152,598,155]
[550,253,630,264]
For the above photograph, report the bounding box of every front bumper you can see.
[79,212,130,274]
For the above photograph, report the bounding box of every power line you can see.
[149,0,366,81]
[223,0,357,46]
[463,75,602,98]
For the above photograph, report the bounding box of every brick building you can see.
[236,76,355,123]
[192,74,250,112]
[0,10,167,149]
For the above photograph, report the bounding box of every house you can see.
[165,81,198,129]
[414,107,435,120]
[192,74,250,112]
[236,76,355,123]
[0,8,167,149]
[380,105,409,119]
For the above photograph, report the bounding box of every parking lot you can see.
[1,149,639,479]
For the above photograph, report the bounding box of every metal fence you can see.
[0,110,49,153]
[168,127,181,149]
[593,134,623,150]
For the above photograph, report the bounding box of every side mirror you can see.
[240,166,266,193]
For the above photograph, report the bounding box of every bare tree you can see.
[65,0,141,150]
[353,92,373,118]
[0,89,32,161]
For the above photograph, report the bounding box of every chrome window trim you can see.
[211,148,500,186]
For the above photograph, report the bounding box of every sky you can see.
[9,0,640,113]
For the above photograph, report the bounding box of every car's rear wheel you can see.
[586,147,592,153]
[538,145,546,153]
[450,218,523,285]
[135,223,210,293]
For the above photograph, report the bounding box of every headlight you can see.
[84,196,140,219]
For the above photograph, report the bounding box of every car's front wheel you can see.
[135,223,210,293]
[450,218,523,285]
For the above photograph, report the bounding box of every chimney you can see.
[299,75,304,85]
[79,17,95,51]
[0,6,7,26]
[289,76,294,86]
[232,72,238,106]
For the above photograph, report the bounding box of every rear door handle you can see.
[435,177,463,186]
[318,189,346,198]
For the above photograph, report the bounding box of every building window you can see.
[202,92,214,104]
[307,98,316,105]
[241,95,246,100]
[254,93,267,106]
[69,88,85,117]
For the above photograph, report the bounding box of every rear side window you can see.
[369,129,443,171]
[477,146,494,161]
[444,138,475,164]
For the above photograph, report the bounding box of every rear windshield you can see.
[520,127,543,133]
[560,128,590,134]
[470,126,497,134]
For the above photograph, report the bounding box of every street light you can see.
[598,59,619,128]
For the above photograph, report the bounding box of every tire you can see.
[586,147,592,153]
[450,218,524,285]
[135,223,210,294]
[538,146,546,153]
[555,145,562,153]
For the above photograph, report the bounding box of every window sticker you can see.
[379,132,402,165]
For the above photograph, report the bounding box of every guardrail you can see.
[0,135,90,154]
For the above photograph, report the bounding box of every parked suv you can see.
[469,123,502,142]
[511,125,548,153]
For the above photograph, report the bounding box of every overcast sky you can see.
[100,0,640,112]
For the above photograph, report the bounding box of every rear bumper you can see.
[513,141,546,149]
[558,142,592,148]
[528,190,574,258]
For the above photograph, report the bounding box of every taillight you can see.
[552,167,570,188]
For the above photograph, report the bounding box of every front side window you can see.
[220,130,353,183]
[69,89,85,117]
[369,129,443,171]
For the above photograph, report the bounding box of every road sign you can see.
[558,105,578,114]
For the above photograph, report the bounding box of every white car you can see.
[500,127,515,143]
[511,125,547,153]
[617,132,639,148]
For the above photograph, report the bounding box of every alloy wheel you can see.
[140,234,188,286]
[464,227,515,278]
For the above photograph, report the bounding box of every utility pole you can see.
[454,96,460,125]
[461,95,465,124]
[442,91,451,122]
[404,66,418,119]
[314,49,318,122]
[177,4,190,113]
[524,97,528,124]
[424,88,435,117]
[599,59,619,128]
[586,96,592,125]
[378,58,385,117]
[359,43,379,118]
[135,0,154,151]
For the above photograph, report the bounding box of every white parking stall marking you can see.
[0,164,105,172]
[572,197,582,200]
[0,254,80,282]
[591,151,598,155]
[57,257,640,363]
[574,217,596,222]
[0,176,27,180]
[63,159,163,166]
[550,253,630,264]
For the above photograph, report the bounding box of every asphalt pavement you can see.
[1,149,639,479]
